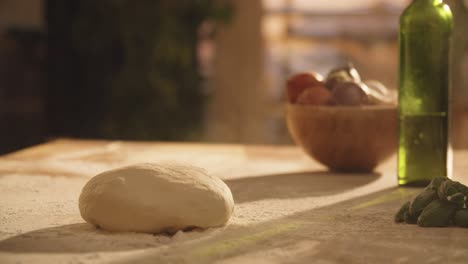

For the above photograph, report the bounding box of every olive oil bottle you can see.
[398,0,454,186]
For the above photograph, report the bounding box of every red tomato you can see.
[286,73,323,103]
[296,85,333,105]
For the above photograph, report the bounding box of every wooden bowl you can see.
[286,104,397,172]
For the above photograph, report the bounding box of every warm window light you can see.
[262,15,286,41]
[291,0,377,12]
[263,0,411,11]
[262,0,287,10]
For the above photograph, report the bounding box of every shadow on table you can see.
[0,171,380,254]
[225,171,380,204]
[0,223,173,253]
[112,187,468,264]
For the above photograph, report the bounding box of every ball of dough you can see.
[79,163,234,234]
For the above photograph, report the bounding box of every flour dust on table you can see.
[79,162,235,234]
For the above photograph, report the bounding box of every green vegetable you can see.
[425,176,448,191]
[447,192,466,208]
[404,211,418,224]
[409,189,437,218]
[396,178,468,228]
[454,209,468,227]
[395,201,410,223]
[417,200,457,227]
[438,180,465,201]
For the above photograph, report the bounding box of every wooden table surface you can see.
[1,139,468,264]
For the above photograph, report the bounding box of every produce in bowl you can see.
[285,63,397,172]
[286,63,396,106]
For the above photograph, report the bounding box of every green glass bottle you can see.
[398,0,454,186]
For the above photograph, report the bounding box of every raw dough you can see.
[79,162,234,233]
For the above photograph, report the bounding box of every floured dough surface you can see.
[79,162,234,233]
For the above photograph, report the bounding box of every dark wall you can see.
[46,0,226,141]
[0,0,232,154]
[0,29,46,154]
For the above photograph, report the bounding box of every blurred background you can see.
[0,0,467,154]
